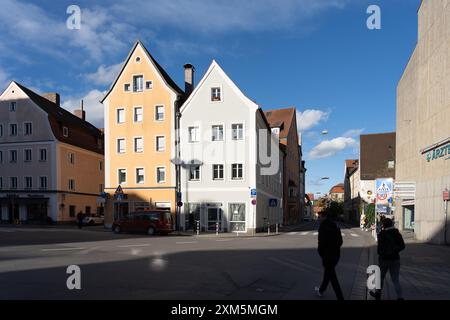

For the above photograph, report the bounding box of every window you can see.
[40,176,48,189]
[0,124,3,137]
[0,177,2,189]
[24,149,32,162]
[117,108,125,124]
[134,107,143,122]
[211,87,221,102]
[155,105,164,121]
[10,150,17,163]
[388,160,395,169]
[232,164,243,180]
[10,124,17,136]
[39,149,47,162]
[146,81,153,90]
[63,126,69,137]
[9,102,17,112]
[25,177,32,189]
[124,83,130,92]
[117,138,126,154]
[212,125,224,141]
[24,122,32,135]
[68,152,75,164]
[232,124,244,140]
[118,169,127,184]
[156,136,165,152]
[69,206,76,218]
[229,203,246,232]
[68,179,75,191]
[156,167,166,183]
[189,165,200,181]
[213,164,224,180]
[99,184,104,193]
[271,127,280,136]
[134,137,144,153]
[99,161,103,171]
[0,151,2,163]
[133,75,144,92]
[136,168,145,184]
[10,177,18,189]
[188,126,200,143]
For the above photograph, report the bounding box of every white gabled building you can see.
[179,61,284,234]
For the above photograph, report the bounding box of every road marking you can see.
[216,239,234,242]
[287,232,298,235]
[300,232,309,236]
[350,233,359,237]
[41,247,85,252]
[0,229,14,233]
[176,241,198,244]
[118,244,151,248]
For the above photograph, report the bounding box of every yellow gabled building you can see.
[101,41,188,228]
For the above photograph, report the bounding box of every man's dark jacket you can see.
[377,227,405,260]
[318,218,343,259]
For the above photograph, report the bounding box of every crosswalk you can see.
[286,231,360,238]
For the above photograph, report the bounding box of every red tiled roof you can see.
[264,108,296,140]
[330,183,345,194]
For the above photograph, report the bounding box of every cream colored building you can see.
[0,82,104,223]
[396,0,450,244]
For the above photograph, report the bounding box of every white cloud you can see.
[343,128,364,138]
[62,90,105,128]
[308,137,357,159]
[297,109,330,132]
[84,63,123,86]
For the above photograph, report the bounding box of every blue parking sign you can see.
[251,189,257,197]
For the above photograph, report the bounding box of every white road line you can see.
[287,232,298,235]
[41,247,85,252]
[176,241,198,244]
[350,233,359,237]
[300,232,309,236]
[117,244,151,248]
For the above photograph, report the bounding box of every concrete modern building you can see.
[265,108,303,225]
[344,159,360,224]
[179,60,284,234]
[395,0,450,244]
[101,41,186,228]
[0,82,104,223]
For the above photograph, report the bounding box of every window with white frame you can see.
[68,179,75,191]
[229,203,246,232]
[39,176,48,189]
[136,168,145,184]
[134,107,143,122]
[213,164,224,180]
[188,126,199,143]
[133,75,144,92]
[134,137,144,153]
[232,164,243,180]
[39,148,47,162]
[212,125,224,141]
[146,81,153,90]
[10,150,17,163]
[25,177,32,189]
[10,177,18,189]
[156,136,165,152]
[24,122,32,135]
[68,152,75,164]
[117,108,125,124]
[156,167,166,183]
[118,169,127,184]
[155,105,164,121]
[189,165,201,181]
[63,126,69,137]
[24,149,32,162]
[117,138,126,154]
[10,124,17,136]
[232,124,244,140]
[9,102,17,112]
[211,87,221,102]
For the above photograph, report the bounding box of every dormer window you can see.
[133,75,144,92]
[211,87,221,102]
[63,126,69,137]
[271,127,280,136]
[9,102,17,112]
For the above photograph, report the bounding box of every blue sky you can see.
[0,0,420,196]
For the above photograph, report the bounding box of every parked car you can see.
[112,211,173,236]
[83,214,104,226]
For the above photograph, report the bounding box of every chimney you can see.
[184,64,195,96]
[43,93,60,107]
[74,100,86,121]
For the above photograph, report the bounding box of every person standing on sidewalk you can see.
[315,211,345,300]
[77,211,84,230]
[370,218,405,300]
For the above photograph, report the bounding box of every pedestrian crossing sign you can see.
[115,185,124,195]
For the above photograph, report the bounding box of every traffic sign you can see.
[251,199,257,206]
[251,189,257,198]
[177,201,183,207]
[115,194,123,201]
[269,199,278,207]
[115,185,124,195]
[444,190,449,201]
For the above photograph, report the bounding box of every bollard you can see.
[196,220,200,236]
[276,223,279,235]
[216,222,219,236]
[267,222,270,235]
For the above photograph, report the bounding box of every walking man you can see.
[370,218,405,300]
[315,211,345,300]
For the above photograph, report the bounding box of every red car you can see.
[112,211,173,236]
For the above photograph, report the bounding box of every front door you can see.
[207,207,222,232]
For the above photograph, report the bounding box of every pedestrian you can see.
[315,211,345,300]
[77,211,84,229]
[370,218,405,300]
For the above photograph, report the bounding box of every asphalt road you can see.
[0,222,371,300]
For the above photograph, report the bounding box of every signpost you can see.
[375,179,394,240]
[444,189,449,245]
[114,185,124,220]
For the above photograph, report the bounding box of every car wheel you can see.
[114,226,121,234]
[147,227,156,236]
